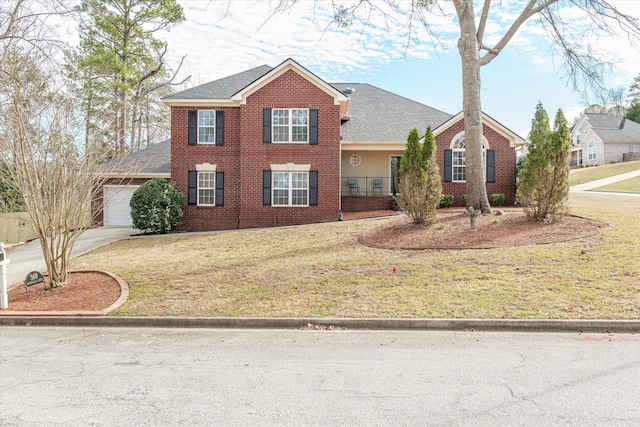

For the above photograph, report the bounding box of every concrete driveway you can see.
[3,227,135,288]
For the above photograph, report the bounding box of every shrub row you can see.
[439,193,505,208]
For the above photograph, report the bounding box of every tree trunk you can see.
[454,0,491,213]
[117,88,127,155]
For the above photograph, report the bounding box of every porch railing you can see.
[341,177,398,197]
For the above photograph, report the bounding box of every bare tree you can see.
[0,1,126,286]
[266,0,640,213]
[583,86,628,118]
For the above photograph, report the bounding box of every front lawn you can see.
[590,176,640,193]
[569,160,640,186]
[72,205,640,319]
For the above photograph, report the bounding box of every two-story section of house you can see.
[163,59,349,231]
[155,58,524,232]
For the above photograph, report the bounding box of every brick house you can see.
[95,58,524,230]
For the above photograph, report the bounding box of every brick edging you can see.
[0,270,129,316]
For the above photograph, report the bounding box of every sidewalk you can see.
[570,169,640,192]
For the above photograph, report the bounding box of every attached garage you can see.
[92,139,171,227]
[103,185,138,227]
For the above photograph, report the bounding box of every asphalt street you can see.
[1,327,639,426]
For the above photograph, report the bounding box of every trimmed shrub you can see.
[461,194,467,206]
[130,179,185,234]
[440,194,454,208]
[490,193,505,206]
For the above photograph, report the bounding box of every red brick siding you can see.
[341,196,396,212]
[171,106,242,231]
[435,118,517,206]
[172,69,342,232]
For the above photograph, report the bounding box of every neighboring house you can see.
[94,58,524,231]
[570,113,640,166]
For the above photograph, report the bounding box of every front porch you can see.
[340,176,399,212]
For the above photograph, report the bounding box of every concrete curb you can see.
[0,316,638,333]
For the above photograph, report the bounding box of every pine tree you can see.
[517,102,571,221]
[421,126,442,223]
[396,127,441,225]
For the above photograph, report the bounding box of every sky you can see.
[157,0,640,137]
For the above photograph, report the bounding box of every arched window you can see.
[449,133,489,183]
[588,141,597,160]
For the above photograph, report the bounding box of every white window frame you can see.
[629,146,635,154]
[198,110,216,144]
[196,163,216,206]
[450,132,488,183]
[588,141,597,160]
[272,108,309,143]
[270,163,310,207]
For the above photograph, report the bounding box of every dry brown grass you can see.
[71,202,640,320]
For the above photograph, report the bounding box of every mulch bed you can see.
[4,271,121,312]
[360,211,613,249]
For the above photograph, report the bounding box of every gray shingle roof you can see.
[332,83,453,142]
[585,113,640,142]
[164,65,273,100]
[107,139,171,175]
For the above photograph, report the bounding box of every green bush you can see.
[130,179,185,234]
[461,194,467,206]
[439,194,454,208]
[490,193,505,206]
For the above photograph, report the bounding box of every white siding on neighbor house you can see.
[104,185,138,227]
[604,143,640,164]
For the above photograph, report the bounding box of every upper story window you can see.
[188,110,224,146]
[263,108,318,145]
[198,110,216,144]
[273,108,308,143]
[588,141,597,160]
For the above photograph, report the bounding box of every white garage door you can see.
[104,186,138,227]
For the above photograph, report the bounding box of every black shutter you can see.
[309,170,318,206]
[444,149,452,183]
[215,171,224,206]
[263,109,272,144]
[188,110,197,145]
[188,171,197,204]
[216,111,224,146]
[486,150,495,183]
[263,170,271,205]
[309,109,318,145]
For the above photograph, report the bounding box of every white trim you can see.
[162,99,239,107]
[196,163,217,171]
[341,141,406,151]
[448,131,490,149]
[271,108,309,143]
[100,173,170,179]
[433,111,525,147]
[231,59,348,106]
[197,110,217,144]
[270,163,311,172]
[197,171,217,206]
[270,170,310,207]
